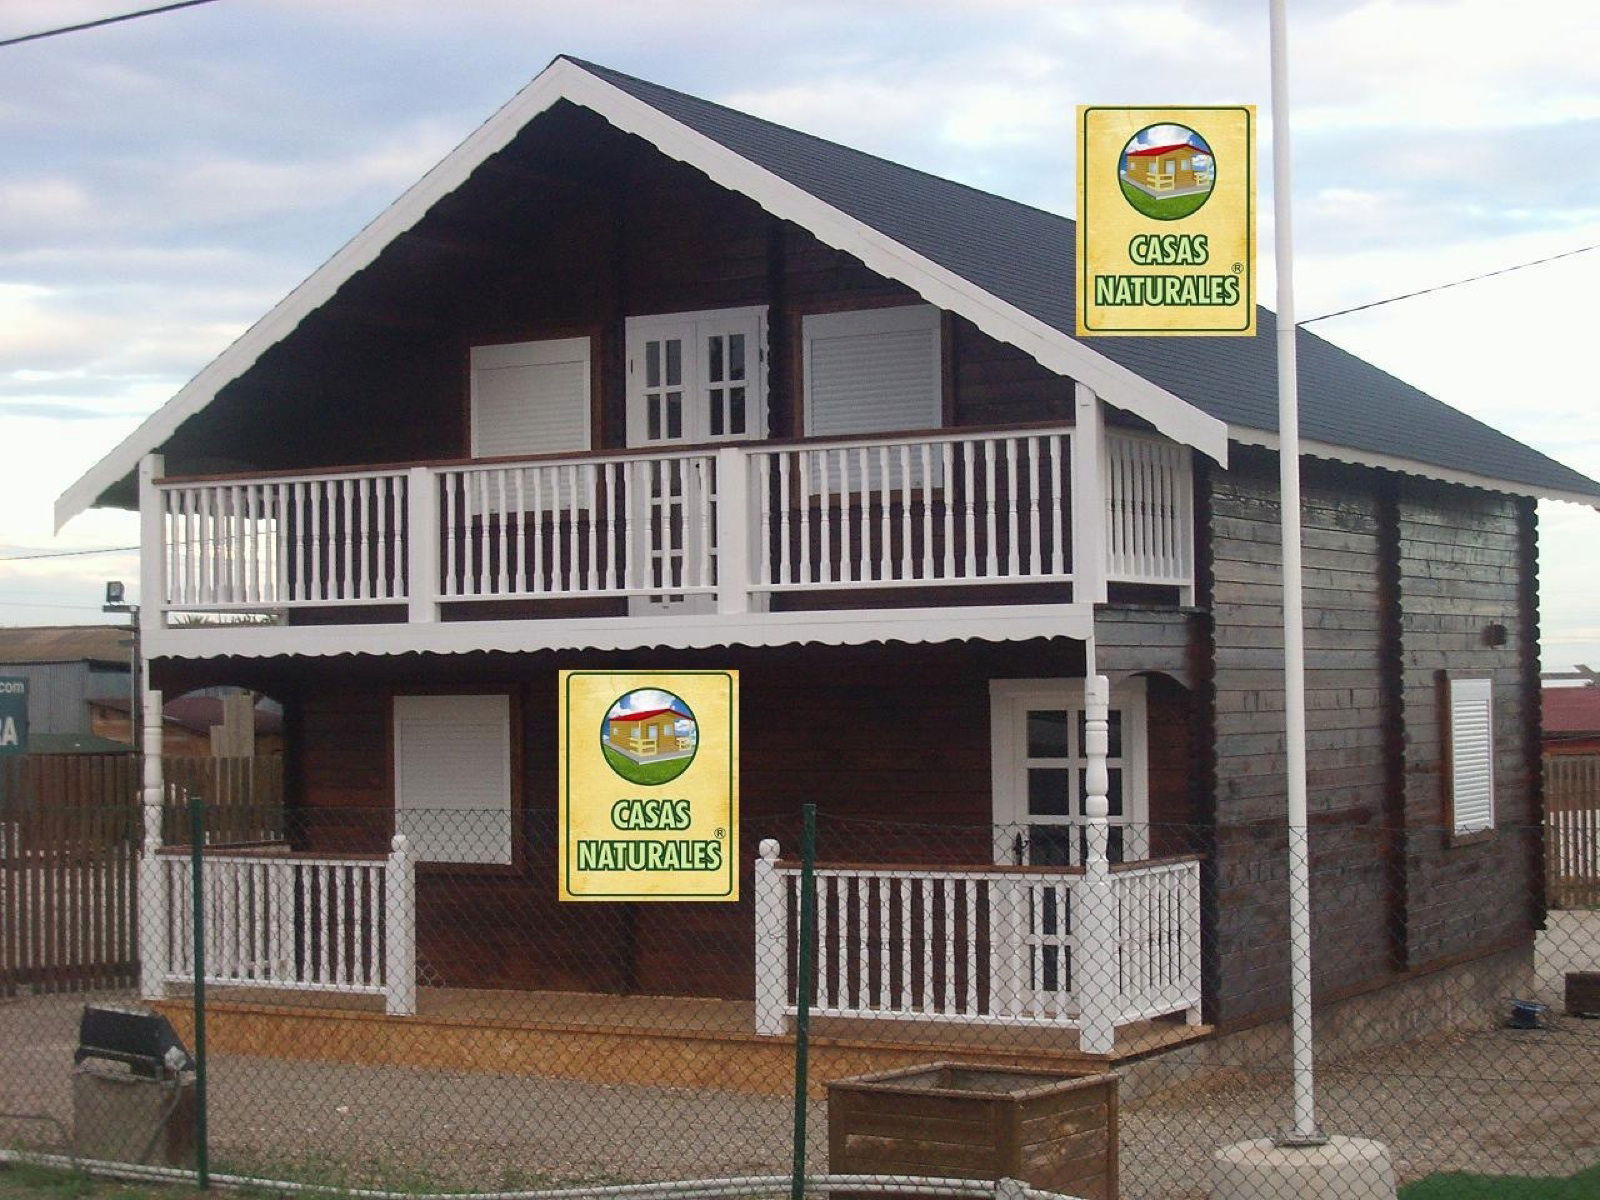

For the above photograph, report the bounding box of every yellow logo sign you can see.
[559,670,739,901]
[1077,106,1255,336]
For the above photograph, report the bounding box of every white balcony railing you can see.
[752,843,1201,1038]
[152,427,1191,620]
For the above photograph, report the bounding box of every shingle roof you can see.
[1543,687,1600,736]
[569,57,1600,501]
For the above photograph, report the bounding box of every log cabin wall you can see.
[1202,447,1540,1030]
[1205,447,1392,1026]
[163,105,1076,480]
[152,635,1200,999]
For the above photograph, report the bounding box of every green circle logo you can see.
[1118,124,1215,221]
[600,689,699,786]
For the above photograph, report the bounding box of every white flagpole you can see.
[1268,0,1322,1144]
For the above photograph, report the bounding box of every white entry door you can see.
[625,307,767,614]
[989,678,1149,1004]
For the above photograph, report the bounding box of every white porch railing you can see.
[151,425,1193,620]
[752,842,1200,1038]
[148,837,416,1015]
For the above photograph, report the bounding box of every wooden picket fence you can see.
[1546,753,1600,909]
[0,754,140,995]
[0,752,286,996]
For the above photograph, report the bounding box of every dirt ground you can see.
[3,964,1597,1200]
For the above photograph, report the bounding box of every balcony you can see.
[141,426,1192,657]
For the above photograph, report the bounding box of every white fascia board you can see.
[55,57,1226,530]
[143,603,1096,661]
[1231,425,1600,510]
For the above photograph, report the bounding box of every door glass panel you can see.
[707,335,724,384]
[1027,768,1071,816]
[666,392,682,439]
[646,342,661,389]
[728,334,745,380]
[729,386,746,435]
[665,341,682,387]
[1027,826,1077,866]
[1027,710,1071,758]
[647,396,661,441]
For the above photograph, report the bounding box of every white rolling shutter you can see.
[803,305,941,437]
[393,694,512,864]
[470,337,591,459]
[1447,677,1495,836]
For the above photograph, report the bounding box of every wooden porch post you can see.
[753,838,786,1035]
[1071,383,1108,605]
[138,687,167,1000]
[715,446,752,615]
[384,834,417,1016]
[1078,672,1120,1055]
[407,467,438,623]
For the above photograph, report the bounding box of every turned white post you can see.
[715,446,752,615]
[138,686,167,1000]
[1078,672,1119,1055]
[406,467,438,624]
[384,834,417,1016]
[753,838,786,1035]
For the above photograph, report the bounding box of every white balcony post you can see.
[384,834,417,1016]
[139,453,165,629]
[406,467,438,623]
[138,687,167,1000]
[715,447,751,615]
[1078,672,1119,1054]
[988,875,1024,1020]
[1071,384,1108,604]
[753,838,786,1035]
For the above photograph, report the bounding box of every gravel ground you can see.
[3,978,1597,1200]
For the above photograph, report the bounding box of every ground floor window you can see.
[392,693,512,865]
[989,678,1149,865]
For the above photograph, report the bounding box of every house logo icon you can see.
[600,688,700,785]
[1118,123,1216,221]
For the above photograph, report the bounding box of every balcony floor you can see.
[153,984,1211,1096]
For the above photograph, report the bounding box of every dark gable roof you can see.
[0,624,131,667]
[570,57,1600,501]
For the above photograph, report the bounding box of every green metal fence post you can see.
[187,790,210,1189]
[790,803,817,1200]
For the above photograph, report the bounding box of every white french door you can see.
[625,307,767,613]
[989,678,1149,1004]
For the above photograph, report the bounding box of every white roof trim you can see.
[56,57,1226,530]
[1231,425,1600,509]
[141,602,1096,661]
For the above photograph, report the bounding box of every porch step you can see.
[153,989,1211,1097]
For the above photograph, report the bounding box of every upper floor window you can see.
[469,336,592,459]
[803,304,942,439]
[625,306,768,447]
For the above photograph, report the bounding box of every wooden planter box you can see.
[1567,971,1600,1018]
[827,1062,1119,1200]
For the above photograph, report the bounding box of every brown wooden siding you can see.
[153,636,1199,1000]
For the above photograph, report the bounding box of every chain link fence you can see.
[2,779,1598,1198]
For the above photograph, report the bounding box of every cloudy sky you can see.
[2,0,1597,668]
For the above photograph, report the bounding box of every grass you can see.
[600,744,693,786]
[1118,177,1211,221]
[1400,1161,1600,1198]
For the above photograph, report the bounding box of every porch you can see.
[138,837,1205,1070]
[137,424,1193,657]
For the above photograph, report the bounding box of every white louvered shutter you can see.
[470,337,591,458]
[1448,677,1495,835]
[803,305,942,437]
[393,694,512,864]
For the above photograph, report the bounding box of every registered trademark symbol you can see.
[1232,262,1243,274]
[714,827,725,839]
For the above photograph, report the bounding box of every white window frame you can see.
[801,303,943,439]
[989,677,1149,865]
[468,336,592,459]
[392,693,513,865]
[625,305,768,448]
[1446,675,1496,837]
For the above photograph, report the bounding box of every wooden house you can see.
[606,706,694,761]
[55,57,1600,1082]
[1122,142,1210,194]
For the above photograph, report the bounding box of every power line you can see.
[0,0,223,49]
[0,546,138,562]
[1298,242,1599,327]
